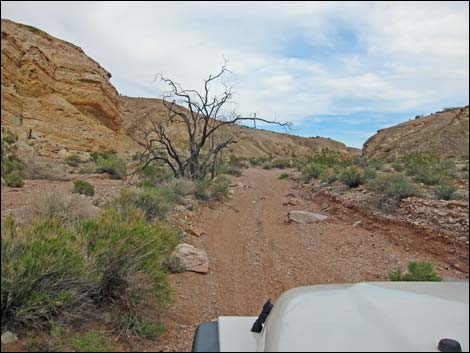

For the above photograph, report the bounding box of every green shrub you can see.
[90,151,117,163]
[248,156,271,166]
[72,180,95,197]
[433,182,457,200]
[363,167,377,181]
[194,176,229,201]
[278,173,289,180]
[210,175,230,200]
[369,173,420,200]
[369,174,420,213]
[77,208,177,302]
[65,154,82,167]
[340,167,364,187]
[301,162,326,180]
[323,172,340,184]
[402,152,455,185]
[1,217,91,328]
[1,208,177,331]
[114,188,172,220]
[1,158,24,177]
[95,154,127,179]
[46,325,114,352]
[2,134,16,145]
[4,172,24,187]
[217,163,242,176]
[138,164,174,187]
[270,159,291,169]
[388,261,441,282]
[392,161,404,172]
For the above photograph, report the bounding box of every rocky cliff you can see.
[363,106,469,160]
[1,19,137,157]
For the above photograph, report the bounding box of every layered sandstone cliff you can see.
[1,19,137,156]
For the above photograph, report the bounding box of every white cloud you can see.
[1,1,468,131]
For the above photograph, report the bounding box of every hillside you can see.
[1,19,353,162]
[121,96,354,158]
[363,107,469,160]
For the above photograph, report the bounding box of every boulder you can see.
[1,331,18,344]
[288,210,328,224]
[172,243,209,273]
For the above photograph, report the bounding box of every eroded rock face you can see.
[363,107,469,160]
[172,243,209,273]
[1,19,136,156]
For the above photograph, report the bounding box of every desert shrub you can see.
[278,173,289,180]
[248,156,271,166]
[31,192,94,226]
[217,163,242,176]
[388,261,441,282]
[90,150,126,179]
[367,159,384,170]
[323,172,340,184]
[78,164,96,174]
[76,207,177,302]
[270,158,291,169]
[90,151,117,163]
[95,154,127,179]
[433,182,457,200]
[1,132,25,186]
[301,162,326,180]
[369,174,420,213]
[307,149,350,168]
[363,167,377,181]
[262,162,272,170]
[1,207,177,331]
[72,180,95,197]
[138,164,173,187]
[115,312,164,338]
[4,172,24,187]
[210,175,230,200]
[194,176,229,201]
[161,178,195,198]
[340,167,364,187]
[392,161,404,172]
[65,154,82,167]
[402,152,455,185]
[227,155,250,169]
[1,217,92,328]
[114,188,172,220]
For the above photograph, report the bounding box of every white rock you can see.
[288,210,328,224]
[172,243,209,273]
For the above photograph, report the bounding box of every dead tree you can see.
[139,65,289,180]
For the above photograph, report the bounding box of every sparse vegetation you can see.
[402,152,455,185]
[3,171,24,187]
[72,180,95,197]
[114,188,173,220]
[1,131,25,187]
[65,154,82,167]
[95,153,127,179]
[433,182,457,200]
[194,175,230,201]
[369,174,421,213]
[278,173,289,180]
[388,261,441,282]
[340,166,364,187]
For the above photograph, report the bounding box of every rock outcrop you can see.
[1,19,137,157]
[363,107,469,160]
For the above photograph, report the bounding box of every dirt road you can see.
[147,168,468,352]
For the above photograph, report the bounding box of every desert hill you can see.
[363,106,469,160]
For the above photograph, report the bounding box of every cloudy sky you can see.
[2,1,469,147]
